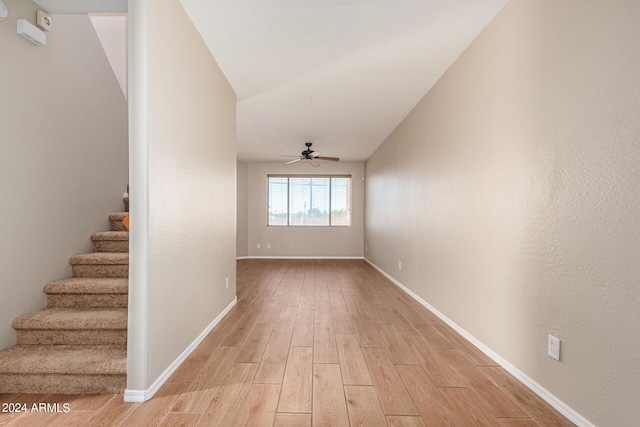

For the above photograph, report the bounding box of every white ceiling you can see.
[37,0,508,163]
[180,0,508,162]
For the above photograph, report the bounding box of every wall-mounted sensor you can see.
[37,10,52,31]
[17,18,46,46]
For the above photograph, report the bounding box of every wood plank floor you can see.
[0,259,575,426]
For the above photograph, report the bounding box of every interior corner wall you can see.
[364,0,640,426]
[89,14,128,98]
[247,161,365,258]
[0,0,128,350]
[237,161,249,257]
[127,0,237,394]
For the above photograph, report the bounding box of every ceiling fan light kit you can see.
[283,142,340,167]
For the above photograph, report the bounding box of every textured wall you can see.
[0,1,128,350]
[127,0,237,393]
[246,161,365,258]
[365,0,640,425]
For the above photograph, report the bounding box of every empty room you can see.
[1,0,638,426]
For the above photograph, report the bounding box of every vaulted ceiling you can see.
[35,0,508,162]
[181,0,508,162]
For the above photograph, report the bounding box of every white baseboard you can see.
[124,297,237,402]
[363,258,593,427]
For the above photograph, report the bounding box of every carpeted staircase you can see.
[0,201,129,394]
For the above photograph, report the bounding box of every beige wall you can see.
[365,1,640,425]
[246,162,364,258]
[127,0,237,395]
[0,1,128,350]
[237,161,249,257]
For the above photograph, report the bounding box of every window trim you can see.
[267,174,352,227]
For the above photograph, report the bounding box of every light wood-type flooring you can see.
[0,259,575,426]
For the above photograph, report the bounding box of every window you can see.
[268,175,351,226]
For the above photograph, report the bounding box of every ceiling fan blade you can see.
[316,156,340,162]
[282,154,302,158]
[310,152,322,158]
[285,158,302,165]
[308,159,320,167]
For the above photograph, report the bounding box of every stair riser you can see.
[93,241,129,253]
[47,294,128,309]
[0,373,125,394]
[110,220,128,232]
[72,265,128,278]
[16,330,127,346]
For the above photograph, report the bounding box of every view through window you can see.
[268,175,351,226]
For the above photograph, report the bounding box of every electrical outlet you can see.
[257,243,261,249]
[267,243,271,249]
[225,277,229,290]
[398,261,402,270]
[548,335,560,361]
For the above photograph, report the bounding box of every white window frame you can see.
[267,174,352,227]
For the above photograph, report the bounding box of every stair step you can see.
[69,252,129,278]
[91,231,129,253]
[109,212,128,231]
[12,308,127,345]
[0,204,131,395]
[0,345,126,394]
[45,278,128,308]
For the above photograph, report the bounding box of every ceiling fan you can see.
[283,142,340,167]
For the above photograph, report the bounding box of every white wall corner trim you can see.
[363,258,594,427]
[123,297,237,402]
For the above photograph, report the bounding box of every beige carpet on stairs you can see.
[0,199,129,394]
